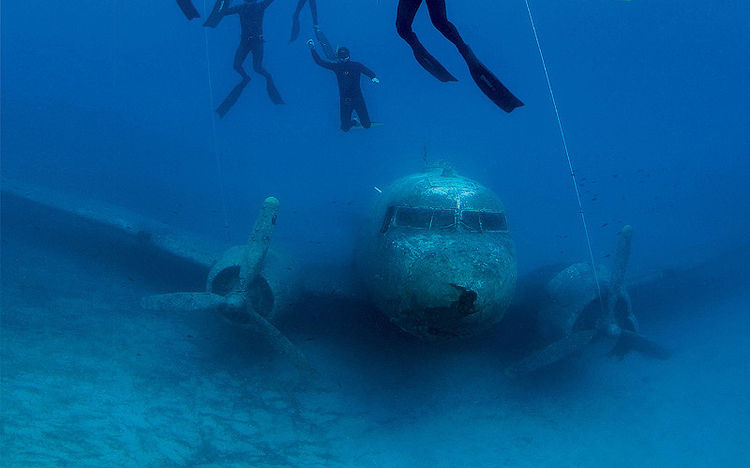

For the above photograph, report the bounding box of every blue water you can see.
[2,0,749,466]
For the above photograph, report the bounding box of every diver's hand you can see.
[306,39,315,49]
[371,77,380,84]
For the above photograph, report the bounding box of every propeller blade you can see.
[609,330,671,360]
[605,225,637,334]
[239,197,280,290]
[239,307,312,372]
[505,329,596,377]
[141,292,227,313]
[610,225,633,291]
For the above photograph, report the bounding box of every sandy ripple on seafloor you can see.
[2,319,343,466]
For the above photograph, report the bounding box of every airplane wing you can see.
[1,178,221,271]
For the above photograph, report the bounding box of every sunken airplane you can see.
[1,167,669,374]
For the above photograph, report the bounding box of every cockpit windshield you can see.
[381,206,508,233]
[395,206,433,229]
[460,210,508,232]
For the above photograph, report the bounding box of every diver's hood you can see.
[336,47,350,61]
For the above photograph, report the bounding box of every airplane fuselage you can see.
[357,168,517,339]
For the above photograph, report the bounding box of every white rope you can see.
[202,0,231,238]
[523,0,604,304]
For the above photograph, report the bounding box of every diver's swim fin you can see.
[177,0,200,20]
[409,41,457,82]
[266,80,285,105]
[351,121,385,129]
[459,45,523,113]
[216,78,250,118]
[314,27,336,61]
[203,0,226,28]
[290,16,301,42]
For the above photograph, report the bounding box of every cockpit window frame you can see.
[380,206,396,233]
[380,206,508,234]
[475,211,508,232]
[394,206,433,230]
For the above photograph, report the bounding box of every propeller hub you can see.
[225,292,246,311]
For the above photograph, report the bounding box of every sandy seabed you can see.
[2,235,749,467]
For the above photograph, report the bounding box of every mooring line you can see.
[523,0,604,303]
[202,0,231,239]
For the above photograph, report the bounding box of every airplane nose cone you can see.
[372,234,517,339]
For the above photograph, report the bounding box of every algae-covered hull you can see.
[357,168,517,339]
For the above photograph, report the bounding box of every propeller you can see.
[506,225,669,376]
[141,197,309,370]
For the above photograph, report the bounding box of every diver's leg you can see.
[233,39,252,80]
[290,0,307,42]
[250,39,266,77]
[396,0,421,41]
[251,41,284,104]
[425,0,466,48]
[425,0,523,112]
[340,98,354,132]
[218,39,251,117]
[354,96,371,129]
[396,0,457,82]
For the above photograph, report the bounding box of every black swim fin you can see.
[290,16,301,42]
[314,27,336,61]
[266,80,285,105]
[459,45,523,113]
[216,78,250,118]
[203,0,226,28]
[409,41,457,83]
[177,0,200,20]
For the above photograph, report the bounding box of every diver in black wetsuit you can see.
[395,0,523,113]
[290,0,335,59]
[207,0,284,118]
[308,39,380,132]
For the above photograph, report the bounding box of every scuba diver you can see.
[308,39,380,132]
[176,0,200,20]
[204,0,285,118]
[290,0,336,59]
[395,0,523,113]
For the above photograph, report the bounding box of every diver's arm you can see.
[310,48,335,70]
[223,1,242,15]
[358,63,377,80]
[260,0,276,9]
